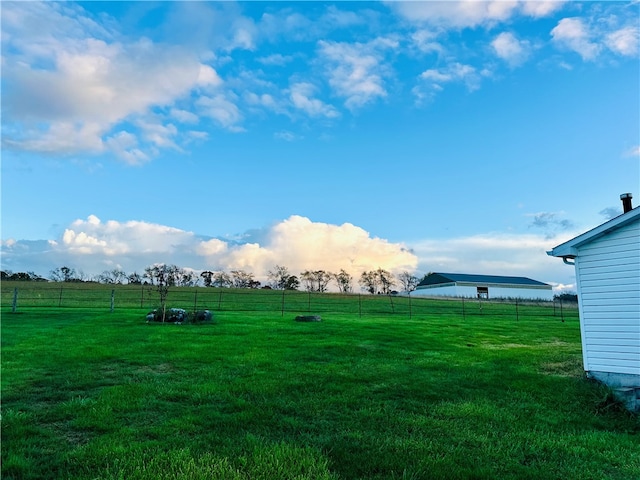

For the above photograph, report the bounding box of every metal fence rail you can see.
[1,282,578,321]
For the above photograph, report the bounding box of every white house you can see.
[412,273,553,300]
[548,193,639,412]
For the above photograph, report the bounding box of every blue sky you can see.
[1,1,639,291]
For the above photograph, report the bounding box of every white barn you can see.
[412,273,553,300]
[548,194,639,412]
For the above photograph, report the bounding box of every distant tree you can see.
[554,292,578,302]
[301,270,332,293]
[398,271,419,293]
[230,270,260,289]
[97,269,127,284]
[267,265,299,290]
[283,275,300,290]
[212,271,233,288]
[333,269,353,293]
[128,272,143,284]
[50,266,79,283]
[359,268,395,294]
[359,270,378,294]
[176,269,198,287]
[201,271,214,287]
[376,268,395,295]
[1,270,45,281]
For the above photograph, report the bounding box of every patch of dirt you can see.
[134,363,174,375]
[539,357,583,377]
[45,421,94,446]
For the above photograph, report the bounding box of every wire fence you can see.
[1,282,578,322]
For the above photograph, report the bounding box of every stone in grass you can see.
[295,315,322,322]
[192,310,213,323]
[146,308,188,324]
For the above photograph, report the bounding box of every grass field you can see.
[2,291,638,479]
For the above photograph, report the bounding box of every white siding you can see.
[412,284,552,300]
[575,220,640,376]
[413,285,459,297]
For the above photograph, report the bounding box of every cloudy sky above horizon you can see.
[1,1,639,291]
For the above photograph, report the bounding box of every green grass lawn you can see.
[2,306,638,479]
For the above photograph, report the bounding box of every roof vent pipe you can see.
[620,193,633,213]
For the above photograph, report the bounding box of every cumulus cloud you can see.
[492,32,531,66]
[0,215,417,288]
[2,215,583,292]
[387,1,563,28]
[1,2,228,161]
[551,17,601,60]
[605,26,640,57]
[317,38,396,110]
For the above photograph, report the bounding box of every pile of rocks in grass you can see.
[294,315,322,322]
[145,308,213,324]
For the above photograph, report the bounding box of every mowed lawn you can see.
[2,306,639,479]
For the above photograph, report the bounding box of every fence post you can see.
[560,299,564,323]
[58,285,63,307]
[515,298,519,321]
[281,289,285,317]
[193,289,198,313]
[308,290,311,313]
[359,294,362,318]
[12,287,18,313]
[218,291,222,311]
[462,297,465,320]
[140,286,144,308]
[408,293,412,320]
[111,289,115,313]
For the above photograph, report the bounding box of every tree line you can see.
[1,265,422,294]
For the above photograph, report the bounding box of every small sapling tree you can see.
[144,264,180,322]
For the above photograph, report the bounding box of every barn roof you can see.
[417,273,550,288]
[548,206,640,259]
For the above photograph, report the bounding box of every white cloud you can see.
[104,131,149,166]
[415,62,485,103]
[388,1,516,28]
[520,1,565,18]
[0,215,418,288]
[196,95,244,131]
[492,32,531,66]
[171,109,200,124]
[256,54,295,66]
[551,17,601,60]
[411,30,445,55]
[289,83,340,118]
[605,26,639,57]
[274,131,299,142]
[1,2,226,161]
[1,216,584,292]
[317,38,396,110]
[387,1,565,29]
[624,145,640,158]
